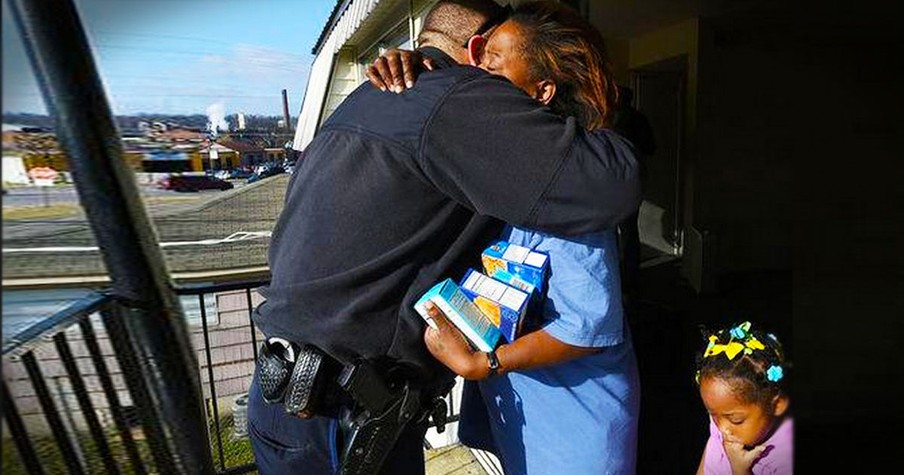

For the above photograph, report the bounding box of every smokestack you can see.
[282,89,292,131]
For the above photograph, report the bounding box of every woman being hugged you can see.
[696,321,793,474]
[386,2,641,473]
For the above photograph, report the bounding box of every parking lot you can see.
[3,179,251,209]
[2,175,289,282]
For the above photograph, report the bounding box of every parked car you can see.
[246,165,284,183]
[262,165,285,178]
[229,168,253,179]
[157,174,233,192]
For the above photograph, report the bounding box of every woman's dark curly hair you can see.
[696,322,789,407]
[508,1,618,131]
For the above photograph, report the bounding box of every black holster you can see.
[257,340,345,417]
[256,339,452,475]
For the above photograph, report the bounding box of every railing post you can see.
[6,0,215,473]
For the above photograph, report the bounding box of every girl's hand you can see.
[721,432,767,475]
[422,302,488,380]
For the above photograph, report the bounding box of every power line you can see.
[92,43,310,64]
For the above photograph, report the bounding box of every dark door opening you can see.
[631,55,687,263]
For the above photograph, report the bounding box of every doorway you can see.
[631,55,687,263]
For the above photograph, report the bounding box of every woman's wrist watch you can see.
[485,350,501,377]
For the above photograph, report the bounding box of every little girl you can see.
[695,321,793,474]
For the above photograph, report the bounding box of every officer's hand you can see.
[365,48,434,93]
[423,302,487,380]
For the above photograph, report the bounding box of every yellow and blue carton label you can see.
[481,241,549,294]
[414,278,501,352]
[459,269,530,343]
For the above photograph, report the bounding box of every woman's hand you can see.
[721,432,767,475]
[422,299,602,380]
[365,48,434,93]
[422,301,488,380]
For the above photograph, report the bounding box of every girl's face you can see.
[479,21,542,100]
[699,376,786,447]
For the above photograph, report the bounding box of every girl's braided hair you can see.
[695,321,789,406]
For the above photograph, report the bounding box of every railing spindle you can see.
[78,316,148,475]
[101,306,173,473]
[246,288,259,363]
[199,293,226,470]
[22,352,86,475]
[54,331,120,475]
[1,379,47,475]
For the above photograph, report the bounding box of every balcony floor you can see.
[426,444,488,475]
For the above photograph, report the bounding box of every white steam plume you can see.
[206,102,229,136]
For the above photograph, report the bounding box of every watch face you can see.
[487,351,500,374]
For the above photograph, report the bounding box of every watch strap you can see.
[486,350,500,377]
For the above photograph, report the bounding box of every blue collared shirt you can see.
[459,225,641,474]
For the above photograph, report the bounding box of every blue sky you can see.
[2,0,336,116]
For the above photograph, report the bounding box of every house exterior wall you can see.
[294,35,339,151]
[294,0,446,152]
[320,46,363,124]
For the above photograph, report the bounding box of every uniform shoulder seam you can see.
[319,123,414,154]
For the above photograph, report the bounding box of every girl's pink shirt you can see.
[703,417,794,474]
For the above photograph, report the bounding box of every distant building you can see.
[2,155,31,184]
[214,138,266,167]
[199,138,272,170]
[199,143,240,171]
[141,148,198,173]
[2,129,70,172]
[145,123,205,144]
[264,147,289,163]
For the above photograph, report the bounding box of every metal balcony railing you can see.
[2,280,267,475]
[2,279,465,475]
[3,1,468,473]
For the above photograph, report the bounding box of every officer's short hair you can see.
[418,0,506,50]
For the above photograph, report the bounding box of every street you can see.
[2,175,289,281]
[2,182,249,208]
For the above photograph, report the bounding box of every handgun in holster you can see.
[335,361,423,475]
[257,339,452,475]
[337,361,455,475]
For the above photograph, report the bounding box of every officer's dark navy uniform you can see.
[249,47,641,474]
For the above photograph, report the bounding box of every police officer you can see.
[249,1,641,473]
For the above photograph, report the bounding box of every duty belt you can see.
[257,338,451,475]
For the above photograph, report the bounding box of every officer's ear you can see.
[466,35,486,66]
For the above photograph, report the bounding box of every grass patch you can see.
[1,197,198,220]
[2,413,256,474]
[2,204,82,220]
[144,196,198,204]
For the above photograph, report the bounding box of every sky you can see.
[2,0,337,117]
